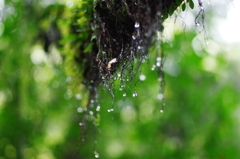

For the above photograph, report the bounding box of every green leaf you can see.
[182,3,186,11]
[189,0,194,9]
[176,0,183,5]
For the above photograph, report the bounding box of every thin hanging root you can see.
[158,46,166,111]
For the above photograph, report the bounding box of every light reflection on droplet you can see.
[134,22,140,28]
[151,65,156,70]
[160,110,164,113]
[94,151,100,158]
[156,62,161,67]
[123,93,127,97]
[139,74,146,81]
[132,91,137,97]
[157,93,164,100]
[66,76,73,83]
[196,22,201,27]
[107,108,114,112]
[77,108,83,113]
[75,94,82,100]
[89,111,94,115]
[96,106,101,111]
[79,122,84,126]
[156,57,161,61]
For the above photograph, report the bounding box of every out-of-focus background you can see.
[1,0,240,159]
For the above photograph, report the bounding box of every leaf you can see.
[176,0,183,5]
[189,0,194,9]
[182,3,186,11]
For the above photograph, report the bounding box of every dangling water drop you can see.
[96,106,101,111]
[156,57,161,62]
[123,93,127,97]
[151,65,156,71]
[89,111,94,115]
[132,34,136,40]
[134,22,140,28]
[139,74,146,81]
[107,108,114,112]
[77,108,83,113]
[132,91,137,97]
[196,22,201,27]
[158,93,164,100]
[94,151,100,158]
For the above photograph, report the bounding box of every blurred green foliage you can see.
[0,0,240,159]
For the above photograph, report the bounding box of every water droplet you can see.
[132,91,137,97]
[132,35,136,40]
[89,111,94,115]
[156,62,161,67]
[77,108,83,113]
[79,122,84,126]
[156,11,161,16]
[158,93,164,100]
[123,93,127,97]
[96,106,101,111]
[66,76,73,83]
[151,65,156,71]
[156,57,161,61]
[196,22,201,27]
[134,22,140,28]
[139,74,146,81]
[107,108,114,112]
[119,88,123,91]
[91,100,95,103]
[137,46,142,50]
[75,94,82,100]
[94,151,100,158]
[160,110,164,113]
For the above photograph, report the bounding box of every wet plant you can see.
[58,0,205,149]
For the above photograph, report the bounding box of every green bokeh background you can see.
[1,0,240,159]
